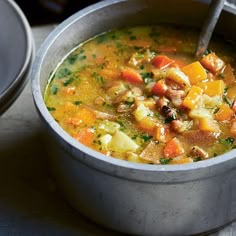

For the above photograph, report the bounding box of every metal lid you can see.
[0,0,34,115]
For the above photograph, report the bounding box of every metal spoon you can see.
[195,0,225,58]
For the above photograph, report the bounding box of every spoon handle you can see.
[195,0,225,58]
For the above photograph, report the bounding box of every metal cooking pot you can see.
[31,0,236,235]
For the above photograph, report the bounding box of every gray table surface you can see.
[0,24,235,236]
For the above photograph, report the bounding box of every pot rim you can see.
[32,0,236,176]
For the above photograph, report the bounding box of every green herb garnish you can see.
[51,84,58,94]
[74,101,82,106]
[64,77,74,86]
[57,68,72,79]
[219,137,235,146]
[160,158,172,164]
[47,107,56,112]
[141,134,153,142]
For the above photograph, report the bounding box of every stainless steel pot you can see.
[31,0,236,235]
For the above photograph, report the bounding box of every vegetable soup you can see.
[44,25,236,164]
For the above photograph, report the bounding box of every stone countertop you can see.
[0,24,235,236]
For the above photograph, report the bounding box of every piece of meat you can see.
[190,146,209,159]
[139,141,164,164]
[182,130,217,146]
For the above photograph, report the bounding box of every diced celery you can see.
[133,103,153,122]
[98,120,120,134]
[189,108,213,119]
[99,134,112,149]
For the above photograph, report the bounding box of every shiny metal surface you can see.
[0,0,34,115]
[31,0,236,235]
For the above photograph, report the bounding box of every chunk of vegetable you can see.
[74,128,95,146]
[154,123,168,143]
[166,68,190,88]
[133,103,153,122]
[163,137,184,158]
[139,141,164,163]
[214,103,234,121]
[75,107,96,126]
[222,64,235,85]
[109,131,139,152]
[196,80,225,96]
[152,55,175,69]
[182,85,203,109]
[138,117,157,133]
[151,79,167,96]
[121,67,143,84]
[189,108,212,119]
[181,61,207,84]
[198,117,220,132]
[230,118,236,136]
[99,134,112,150]
[98,120,120,134]
[200,52,225,73]
[227,85,236,99]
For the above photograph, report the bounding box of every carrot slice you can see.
[200,52,225,73]
[151,79,167,96]
[163,137,184,158]
[152,55,175,69]
[75,107,96,126]
[74,128,95,146]
[121,67,143,84]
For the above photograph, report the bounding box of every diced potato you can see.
[133,103,153,122]
[200,94,222,108]
[181,61,207,84]
[98,120,120,134]
[166,67,190,88]
[189,108,213,119]
[126,152,145,163]
[109,131,139,152]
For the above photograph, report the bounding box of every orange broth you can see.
[44,25,236,164]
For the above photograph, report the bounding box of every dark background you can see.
[15,0,101,25]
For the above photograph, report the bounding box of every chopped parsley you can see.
[63,77,74,86]
[47,107,56,112]
[219,137,235,146]
[74,101,82,106]
[50,84,58,94]
[67,54,78,64]
[141,134,153,142]
[129,35,137,40]
[160,158,172,164]
[57,68,72,79]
